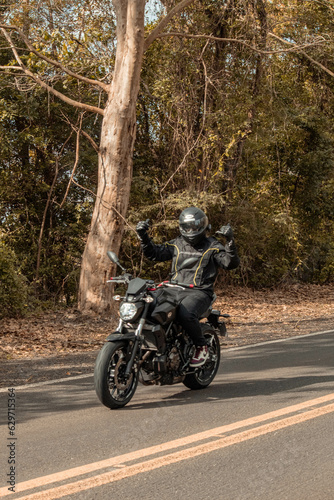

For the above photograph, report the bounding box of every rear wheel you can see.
[183,325,221,390]
[94,341,139,409]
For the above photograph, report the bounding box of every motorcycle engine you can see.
[152,347,181,375]
[168,347,181,371]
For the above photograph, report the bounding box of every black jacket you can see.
[140,234,239,295]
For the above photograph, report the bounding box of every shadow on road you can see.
[3,372,333,424]
[223,335,334,374]
[1,332,333,422]
[127,374,334,410]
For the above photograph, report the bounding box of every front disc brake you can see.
[114,358,134,391]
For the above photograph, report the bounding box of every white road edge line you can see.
[0,329,333,393]
[0,374,94,392]
[227,328,334,351]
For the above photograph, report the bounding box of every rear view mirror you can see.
[107,251,119,264]
[107,251,126,272]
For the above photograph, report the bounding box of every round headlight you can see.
[119,302,138,321]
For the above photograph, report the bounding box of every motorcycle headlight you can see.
[119,302,138,321]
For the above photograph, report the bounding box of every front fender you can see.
[105,331,137,342]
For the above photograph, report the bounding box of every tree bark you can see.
[78,0,145,313]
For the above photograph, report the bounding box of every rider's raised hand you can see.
[136,219,150,240]
[216,223,234,242]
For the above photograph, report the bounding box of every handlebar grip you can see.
[164,282,194,289]
[107,277,126,283]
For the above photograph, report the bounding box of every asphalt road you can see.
[0,330,333,500]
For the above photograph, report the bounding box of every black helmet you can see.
[179,207,209,245]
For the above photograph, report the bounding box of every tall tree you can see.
[1,0,195,312]
[1,0,333,311]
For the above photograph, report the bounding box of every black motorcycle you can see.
[94,251,229,409]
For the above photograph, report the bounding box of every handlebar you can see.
[107,275,132,284]
[158,281,194,290]
[107,276,195,290]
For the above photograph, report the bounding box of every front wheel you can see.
[183,325,221,390]
[94,341,139,409]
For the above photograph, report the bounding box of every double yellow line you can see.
[1,393,334,499]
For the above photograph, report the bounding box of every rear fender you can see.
[206,310,230,337]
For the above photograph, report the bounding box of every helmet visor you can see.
[180,220,204,234]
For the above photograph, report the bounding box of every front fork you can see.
[124,302,150,378]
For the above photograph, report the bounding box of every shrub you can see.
[0,239,28,318]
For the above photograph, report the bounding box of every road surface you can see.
[1,330,334,499]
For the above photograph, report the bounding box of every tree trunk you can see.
[78,0,145,314]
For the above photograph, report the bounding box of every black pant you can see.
[176,289,212,347]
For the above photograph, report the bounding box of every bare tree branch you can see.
[60,111,100,152]
[1,27,105,116]
[80,129,100,153]
[160,41,210,196]
[36,160,58,280]
[36,131,74,280]
[269,32,334,78]
[300,50,334,78]
[0,65,22,70]
[0,24,109,92]
[71,179,137,234]
[304,0,334,13]
[59,114,83,209]
[149,31,326,55]
[144,0,195,50]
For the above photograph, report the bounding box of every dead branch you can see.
[59,115,83,209]
[1,27,105,116]
[144,0,195,50]
[36,162,58,280]
[269,32,334,79]
[0,65,22,71]
[60,111,100,153]
[36,131,74,280]
[150,31,326,55]
[80,129,100,153]
[303,0,334,13]
[71,179,137,234]
[160,40,210,197]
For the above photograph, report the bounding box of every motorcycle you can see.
[94,251,229,409]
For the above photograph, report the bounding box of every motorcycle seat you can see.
[200,307,221,320]
[199,293,217,319]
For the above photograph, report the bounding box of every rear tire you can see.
[183,325,221,390]
[94,341,139,409]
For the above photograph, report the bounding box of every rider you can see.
[136,207,239,367]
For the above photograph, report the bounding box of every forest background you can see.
[1,0,334,319]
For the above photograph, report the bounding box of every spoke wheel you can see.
[94,341,139,409]
[183,325,221,390]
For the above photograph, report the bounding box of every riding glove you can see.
[136,219,150,241]
[216,223,234,242]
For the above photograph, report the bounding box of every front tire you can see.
[94,341,139,409]
[183,325,221,390]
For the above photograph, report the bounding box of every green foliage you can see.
[0,238,28,318]
[1,0,334,316]
[131,0,334,288]
[0,68,97,306]
[227,197,302,287]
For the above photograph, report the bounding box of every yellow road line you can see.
[17,402,334,500]
[1,393,334,498]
